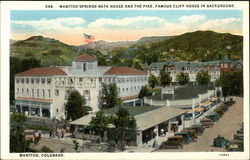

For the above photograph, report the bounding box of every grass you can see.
[23,124,53,132]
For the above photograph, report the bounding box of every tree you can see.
[102,83,122,109]
[176,72,189,85]
[89,111,110,139]
[65,90,87,121]
[216,70,243,99]
[196,70,211,85]
[138,86,150,100]
[10,111,30,152]
[159,71,172,87]
[148,74,158,88]
[113,107,136,151]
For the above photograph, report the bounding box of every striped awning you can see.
[187,107,204,113]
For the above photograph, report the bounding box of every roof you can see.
[135,107,186,130]
[70,106,186,131]
[104,67,147,75]
[187,107,204,113]
[74,54,97,61]
[201,101,212,106]
[210,97,218,101]
[16,67,67,76]
[121,95,138,101]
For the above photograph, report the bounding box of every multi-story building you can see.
[148,55,243,84]
[15,54,148,119]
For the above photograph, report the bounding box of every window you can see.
[31,78,34,84]
[42,89,45,98]
[55,90,59,96]
[21,78,24,83]
[22,88,24,93]
[99,78,102,83]
[83,90,90,100]
[48,90,51,98]
[41,78,45,84]
[47,78,51,84]
[26,78,29,84]
[36,78,40,84]
[79,78,83,82]
[37,89,39,97]
[56,109,59,113]
[76,62,81,69]
[16,78,20,83]
[224,63,228,68]
[83,63,86,71]
[126,88,128,91]
[26,89,29,94]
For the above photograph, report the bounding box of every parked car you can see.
[213,135,229,147]
[174,132,191,144]
[160,136,183,149]
[226,139,243,152]
[206,113,219,122]
[200,118,214,128]
[24,129,36,142]
[234,133,243,140]
[182,129,197,142]
[188,125,205,135]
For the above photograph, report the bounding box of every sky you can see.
[10,10,243,45]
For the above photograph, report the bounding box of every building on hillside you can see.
[148,55,243,84]
[14,54,148,119]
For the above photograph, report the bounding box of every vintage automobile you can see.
[213,135,229,147]
[24,129,36,142]
[226,139,243,152]
[188,124,205,136]
[234,133,244,140]
[200,118,214,128]
[214,108,224,117]
[206,113,219,122]
[174,132,191,144]
[182,129,197,142]
[160,136,183,149]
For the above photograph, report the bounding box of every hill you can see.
[150,30,243,62]
[10,36,79,66]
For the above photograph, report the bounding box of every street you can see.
[156,97,243,152]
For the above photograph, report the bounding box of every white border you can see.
[1,1,249,160]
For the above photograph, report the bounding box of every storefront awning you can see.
[187,107,204,113]
[201,101,212,106]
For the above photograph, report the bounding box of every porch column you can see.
[133,99,136,107]
[28,104,31,115]
[181,115,185,129]
[154,125,159,139]
[168,120,171,132]
[150,99,153,105]
[141,99,143,106]
[136,130,142,146]
[39,105,42,117]
[192,98,195,124]
[103,130,108,142]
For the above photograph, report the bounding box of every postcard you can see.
[0,1,249,160]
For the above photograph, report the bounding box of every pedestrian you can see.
[115,136,118,145]
[61,129,64,138]
[49,130,52,138]
[160,128,164,136]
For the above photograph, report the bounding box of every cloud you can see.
[11,17,86,34]
[88,16,168,30]
[179,14,206,24]
[199,18,241,29]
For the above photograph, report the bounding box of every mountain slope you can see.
[10,36,79,66]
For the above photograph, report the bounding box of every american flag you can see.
[84,33,94,43]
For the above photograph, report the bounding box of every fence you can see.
[145,89,216,107]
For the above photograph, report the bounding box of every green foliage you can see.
[159,71,172,87]
[216,70,243,97]
[10,111,30,152]
[10,36,79,66]
[40,145,54,152]
[196,70,211,85]
[138,86,151,99]
[113,107,137,151]
[176,72,189,85]
[148,74,158,88]
[72,139,79,152]
[65,90,87,121]
[102,83,122,109]
[89,111,110,133]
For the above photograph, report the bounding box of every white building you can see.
[15,54,148,119]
